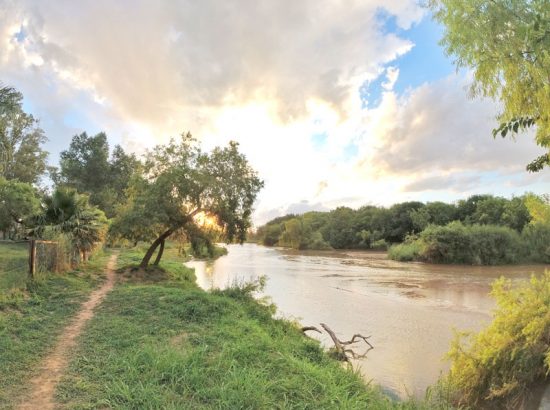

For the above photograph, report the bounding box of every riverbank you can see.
[188,243,550,400]
[54,247,426,409]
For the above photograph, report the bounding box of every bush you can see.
[466,224,525,265]
[388,241,423,261]
[522,222,550,263]
[371,239,388,250]
[419,222,472,264]
[444,271,550,408]
[390,222,525,265]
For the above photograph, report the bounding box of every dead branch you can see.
[301,326,322,334]
[321,323,374,362]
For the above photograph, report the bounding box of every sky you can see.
[1,0,548,225]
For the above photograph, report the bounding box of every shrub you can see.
[393,222,525,265]
[444,271,550,408]
[522,222,550,263]
[419,222,471,264]
[371,239,388,250]
[466,224,525,265]
[388,241,422,261]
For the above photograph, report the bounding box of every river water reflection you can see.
[186,243,549,399]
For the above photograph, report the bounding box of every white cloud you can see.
[358,75,547,176]
[382,66,399,91]
[0,1,547,225]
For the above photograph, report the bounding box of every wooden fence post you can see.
[28,239,36,279]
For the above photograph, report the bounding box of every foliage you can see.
[34,188,108,260]
[386,201,425,243]
[110,134,263,267]
[522,222,550,263]
[524,193,550,224]
[321,207,358,248]
[388,241,423,262]
[257,194,541,253]
[445,271,550,408]
[57,132,142,217]
[0,177,40,239]
[389,222,525,265]
[430,0,550,171]
[0,84,48,184]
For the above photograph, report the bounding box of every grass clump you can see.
[56,250,421,409]
[388,241,423,262]
[442,271,550,409]
[0,250,112,408]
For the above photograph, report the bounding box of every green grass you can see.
[0,250,112,409]
[388,242,423,262]
[55,249,425,409]
[0,242,29,291]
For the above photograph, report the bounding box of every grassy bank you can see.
[55,248,424,409]
[0,250,112,408]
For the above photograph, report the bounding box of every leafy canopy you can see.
[110,134,263,265]
[0,177,41,236]
[57,132,142,217]
[33,188,108,257]
[430,0,550,171]
[0,84,48,183]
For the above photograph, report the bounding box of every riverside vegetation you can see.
[54,246,417,409]
[254,194,550,265]
[2,3,550,402]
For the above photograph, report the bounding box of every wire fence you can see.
[0,237,82,292]
[0,241,28,291]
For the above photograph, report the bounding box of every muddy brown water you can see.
[186,243,549,400]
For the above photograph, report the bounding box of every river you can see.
[185,243,549,399]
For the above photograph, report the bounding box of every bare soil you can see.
[17,253,118,410]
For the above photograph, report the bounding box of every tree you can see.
[34,187,108,261]
[470,196,508,226]
[58,132,142,217]
[110,134,263,268]
[0,177,41,239]
[321,207,356,248]
[456,194,493,223]
[430,0,550,172]
[386,201,425,243]
[0,84,48,183]
[524,193,550,224]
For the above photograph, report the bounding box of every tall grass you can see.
[0,250,112,408]
[56,249,426,409]
[388,241,422,262]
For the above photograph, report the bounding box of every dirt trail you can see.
[17,252,119,410]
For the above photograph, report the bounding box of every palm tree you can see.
[34,188,108,261]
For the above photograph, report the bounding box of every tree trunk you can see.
[153,239,165,266]
[140,228,174,268]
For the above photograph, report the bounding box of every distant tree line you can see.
[0,84,262,267]
[254,194,550,264]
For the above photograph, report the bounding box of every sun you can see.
[193,212,219,229]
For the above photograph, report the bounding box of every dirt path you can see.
[17,252,119,410]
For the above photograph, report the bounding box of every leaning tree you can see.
[110,134,263,268]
